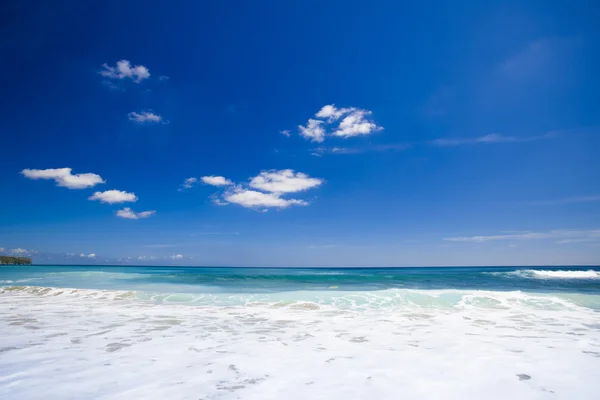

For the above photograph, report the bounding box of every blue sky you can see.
[1,0,599,266]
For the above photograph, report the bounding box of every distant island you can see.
[0,256,32,265]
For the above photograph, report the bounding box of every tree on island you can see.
[0,256,32,265]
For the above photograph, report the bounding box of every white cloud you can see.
[444,229,600,244]
[137,210,156,218]
[171,254,183,260]
[315,104,354,121]
[158,76,169,81]
[299,119,326,143]
[205,170,323,210]
[249,169,323,193]
[21,168,105,189]
[89,190,137,204]
[280,129,291,137]
[10,248,30,255]
[0,248,5,253]
[201,176,233,186]
[100,60,150,83]
[79,253,95,258]
[179,177,198,190]
[223,189,308,209]
[332,109,382,138]
[297,105,381,142]
[116,207,156,220]
[128,111,162,123]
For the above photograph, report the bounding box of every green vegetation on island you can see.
[0,256,32,265]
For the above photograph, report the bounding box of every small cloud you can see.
[332,109,382,138]
[10,248,31,255]
[99,60,150,83]
[223,188,308,209]
[128,111,163,123]
[89,190,137,204]
[158,75,169,81]
[79,253,95,258]
[205,170,323,210]
[179,177,198,191]
[315,104,355,121]
[170,254,183,260]
[249,169,323,193]
[21,168,105,189]
[298,105,382,142]
[201,176,233,186]
[280,129,291,137]
[116,208,156,220]
[299,119,325,143]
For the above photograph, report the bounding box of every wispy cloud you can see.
[128,111,164,123]
[190,232,240,236]
[280,129,291,137]
[312,143,411,156]
[498,38,578,80]
[430,132,556,147]
[530,196,600,206]
[9,248,33,256]
[21,168,105,189]
[143,244,182,248]
[308,244,339,249]
[178,177,198,191]
[100,60,150,83]
[116,208,156,220]
[444,229,600,244]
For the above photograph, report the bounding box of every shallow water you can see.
[1,265,600,399]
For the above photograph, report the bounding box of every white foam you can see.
[1,286,600,399]
[488,269,600,279]
[528,269,600,279]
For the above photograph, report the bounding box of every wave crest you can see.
[490,269,600,279]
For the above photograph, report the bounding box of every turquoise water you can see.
[2,264,599,295]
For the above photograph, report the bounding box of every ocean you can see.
[1,265,600,399]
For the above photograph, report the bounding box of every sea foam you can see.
[490,269,600,279]
[1,286,600,399]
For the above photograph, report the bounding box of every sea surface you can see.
[1,265,600,399]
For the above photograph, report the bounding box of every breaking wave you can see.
[489,269,600,280]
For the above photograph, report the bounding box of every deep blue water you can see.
[1,265,599,294]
